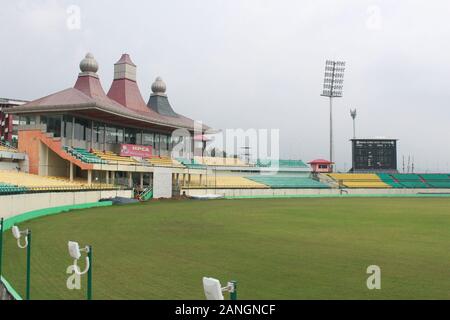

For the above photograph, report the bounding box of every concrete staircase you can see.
[316,173,339,188]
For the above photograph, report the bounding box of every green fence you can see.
[0,201,113,300]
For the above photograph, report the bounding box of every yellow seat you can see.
[328,174,390,188]
[185,175,267,189]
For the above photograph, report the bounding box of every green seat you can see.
[248,176,329,189]
[420,174,450,188]
[377,173,404,188]
[257,159,308,168]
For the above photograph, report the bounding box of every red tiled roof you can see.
[7,53,208,132]
[9,74,203,131]
[107,78,149,113]
[308,159,333,164]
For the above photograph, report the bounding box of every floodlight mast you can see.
[321,60,346,169]
[350,109,357,139]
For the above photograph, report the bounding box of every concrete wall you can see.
[0,189,133,220]
[182,187,450,197]
[47,147,69,177]
[0,161,19,171]
[153,167,173,198]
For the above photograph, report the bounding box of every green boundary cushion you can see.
[0,200,113,300]
[226,193,450,199]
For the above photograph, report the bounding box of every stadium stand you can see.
[419,174,450,188]
[257,159,308,168]
[177,158,207,169]
[91,149,138,164]
[0,141,18,153]
[64,146,107,164]
[248,176,329,188]
[0,170,116,191]
[391,174,428,188]
[377,173,404,188]
[186,175,268,189]
[147,156,184,168]
[195,156,248,167]
[0,182,27,194]
[328,173,391,188]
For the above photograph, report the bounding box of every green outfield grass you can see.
[2,197,450,300]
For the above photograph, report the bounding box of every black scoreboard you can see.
[351,139,397,172]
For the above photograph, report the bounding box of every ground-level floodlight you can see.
[203,277,237,300]
[68,241,92,300]
[11,225,31,300]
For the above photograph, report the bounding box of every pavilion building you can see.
[6,53,208,196]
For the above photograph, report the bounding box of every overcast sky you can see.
[1,0,449,172]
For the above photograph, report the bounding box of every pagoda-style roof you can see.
[7,53,207,132]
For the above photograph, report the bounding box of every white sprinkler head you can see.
[68,241,82,260]
[12,226,21,239]
[203,277,224,300]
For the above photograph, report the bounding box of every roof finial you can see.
[79,52,99,74]
[151,76,167,95]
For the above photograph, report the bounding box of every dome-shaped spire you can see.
[151,76,167,95]
[79,53,99,74]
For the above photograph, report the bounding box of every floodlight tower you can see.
[350,108,357,139]
[321,60,346,167]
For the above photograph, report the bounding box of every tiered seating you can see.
[0,170,115,191]
[195,156,248,167]
[0,145,18,153]
[257,159,308,168]
[391,174,428,188]
[64,147,107,164]
[147,156,184,168]
[377,173,403,188]
[328,174,390,188]
[0,182,27,194]
[177,158,206,169]
[92,149,137,164]
[248,176,329,189]
[187,175,268,189]
[420,174,450,188]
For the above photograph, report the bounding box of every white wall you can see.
[153,167,173,198]
[0,161,19,171]
[0,189,133,220]
[182,188,450,197]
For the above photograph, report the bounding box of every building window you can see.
[62,115,72,138]
[19,115,36,125]
[41,115,62,138]
[143,132,154,146]
[94,122,104,144]
[105,126,118,144]
[160,135,168,151]
[117,128,124,144]
[74,117,89,140]
[124,128,138,144]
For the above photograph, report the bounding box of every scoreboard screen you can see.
[351,139,397,171]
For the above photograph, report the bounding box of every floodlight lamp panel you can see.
[12,226,21,239]
[68,241,82,260]
[203,277,225,300]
